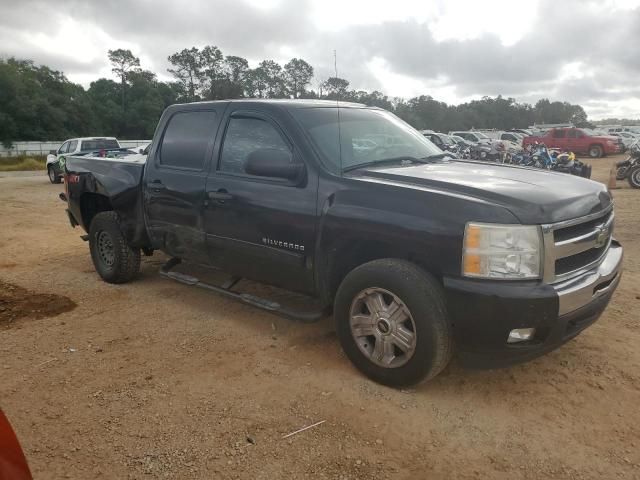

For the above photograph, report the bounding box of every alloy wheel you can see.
[349,288,417,368]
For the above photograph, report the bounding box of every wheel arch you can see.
[80,192,113,231]
[320,238,444,306]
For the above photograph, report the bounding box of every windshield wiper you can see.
[343,155,438,173]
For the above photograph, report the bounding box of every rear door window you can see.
[160,111,218,170]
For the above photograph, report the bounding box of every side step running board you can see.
[159,258,327,323]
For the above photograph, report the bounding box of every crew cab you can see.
[61,100,623,386]
[523,128,623,158]
[46,137,120,183]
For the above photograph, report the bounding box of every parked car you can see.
[422,132,456,150]
[46,137,120,183]
[449,135,474,148]
[449,131,491,144]
[613,132,640,148]
[485,131,525,148]
[605,126,640,134]
[499,131,524,144]
[61,99,622,387]
[523,127,623,158]
[508,128,533,136]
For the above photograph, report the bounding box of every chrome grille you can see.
[542,207,614,283]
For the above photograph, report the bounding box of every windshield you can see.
[475,132,490,139]
[291,107,442,173]
[80,139,120,151]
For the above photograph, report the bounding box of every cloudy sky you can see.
[1,0,639,119]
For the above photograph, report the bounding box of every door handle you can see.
[147,181,166,191]
[207,190,233,202]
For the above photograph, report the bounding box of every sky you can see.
[1,0,640,119]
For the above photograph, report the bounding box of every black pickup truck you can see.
[61,99,623,386]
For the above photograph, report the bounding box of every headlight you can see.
[462,223,542,279]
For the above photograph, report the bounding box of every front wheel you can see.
[629,166,640,189]
[48,166,61,184]
[334,259,453,387]
[89,211,141,283]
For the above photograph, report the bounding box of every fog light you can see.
[507,328,536,344]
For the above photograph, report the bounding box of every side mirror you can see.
[49,150,57,155]
[244,149,303,181]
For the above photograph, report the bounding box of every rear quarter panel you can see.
[65,156,149,246]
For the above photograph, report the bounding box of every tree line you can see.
[0,46,594,148]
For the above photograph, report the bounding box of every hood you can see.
[352,160,612,224]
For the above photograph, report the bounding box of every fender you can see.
[65,156,150,247]
[313,177,519,305]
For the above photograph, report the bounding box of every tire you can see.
[629,166,640,189]
[48,166,61,184]
[334,259,453,387]
[89,211,141,284]
[588,145,603,158]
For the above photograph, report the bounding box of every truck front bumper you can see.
[444,241,623,368]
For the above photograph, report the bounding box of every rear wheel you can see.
[48,166,61,184]
[89,211,140,283]
[629,166,640,189]
[334,259,452,387]
[588,145,603,158]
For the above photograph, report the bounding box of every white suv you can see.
[46,137,120,184]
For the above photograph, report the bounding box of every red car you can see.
[523,127,623,158]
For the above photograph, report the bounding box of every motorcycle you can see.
[511,143,591,178]
[550,150,592,178]
[616,140,640,188]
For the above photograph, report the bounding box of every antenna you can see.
[334,50,343,174]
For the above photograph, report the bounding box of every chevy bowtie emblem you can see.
[594,226,609,248]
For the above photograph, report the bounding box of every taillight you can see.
[64,174,79,200]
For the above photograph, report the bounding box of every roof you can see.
[177,98,367,109]
[71,137,118,141]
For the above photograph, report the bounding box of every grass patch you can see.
[0,155,47,171]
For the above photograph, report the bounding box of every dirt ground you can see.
[1,156,638,480]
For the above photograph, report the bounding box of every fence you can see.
[0,140,152,157]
